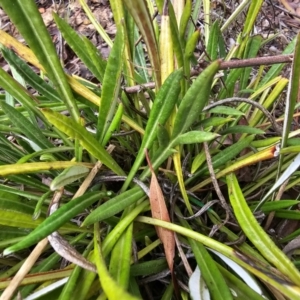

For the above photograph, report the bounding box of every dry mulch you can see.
[0,0,299,81]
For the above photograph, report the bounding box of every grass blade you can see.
[227,172,300,285]
[0,102,53,150]
[171,60,220,138]
[53,13,106,83]
[97,29,124,142]
[0,0,80,120]
[93,223,140,300]
[41,109,125,176]
[3,192,111,255]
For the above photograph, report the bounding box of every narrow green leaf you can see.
[240,35,263,90]
[123,69,182,190]
[207,21,221,60]
[242,0,264,37]
[198,117,234,128]
[123,0,161,87]
[259,37,296,87]
[102,200,150,257]
[58,240,95,300]
[168,3,184,68]
[0,102,53,150]
[0,194,37,215]
[41,109,125,175]
[227,172,300,285]
[83,187,145,226]
[251,200,300,212]
[251,137,281,148]
[189,241,233,300]
[281,33,300,149]
[220,125,264,135]
[207,105,245,116]
[178,209,232,300]
[50,166,89,191]
[97,29,124,142]
[172,60,220,138]
[0,210,84,234]
[0,0,80,120]
[130,259,167,276]
[189,135,254,179]
[174,131,219,145]
[0,161,92,176]
[218,68,243,99]
[217,264,266,300]
[1,48,62,103]
[273,210,300,220]
[3,191,111,255]
[179,0,192,42]
[93,223,140,300]
[0,66,46,121]
[53,13,106,83]
[109,224,133,288]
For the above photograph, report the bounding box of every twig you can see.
[203,97,282,135]
[202,139,233,233]
[47,146,116,274]
[0,189,64,300]
[124,54,293,94]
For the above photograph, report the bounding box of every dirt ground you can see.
[0,0,299,81]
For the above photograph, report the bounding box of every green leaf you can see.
[259,37,296,87]
[227,172,300,285]
[168,3,184,69]
[0,209,83,233]
[50,166,90,191]
[179,0,192,42]
[240,35,263,90]
[208,106,245,116]
[123,69,182,190]
[1,48,62,103]
[53,13,106,83]
[0,102,53,150]
[102,201,150,257]
[189,242,233,300]
[130,259,167,276]
[174,131,219,145]
[3,191,111,255]
[251,200,300,212]
[58,240,94,300]
[97,29,124,142]
[0,65,46,122]
[83,187,145,226]
[93,224,140,300]
[178,208,233,299]
[220,125,264,135]
[281,33,300,149]
[109,225,133,289]
[0,0,80,120]
[123,0,161,87]
[190,135,254,179]
[207,21,222,61]
[41,109,125,176]
[273,210,300,220]
[172,60,220,138]
[198,117,234,128]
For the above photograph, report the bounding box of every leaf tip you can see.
[3,248,13,256]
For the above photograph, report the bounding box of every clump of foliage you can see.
[0,0,300,299]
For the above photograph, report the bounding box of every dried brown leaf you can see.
[145,150,175,273]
